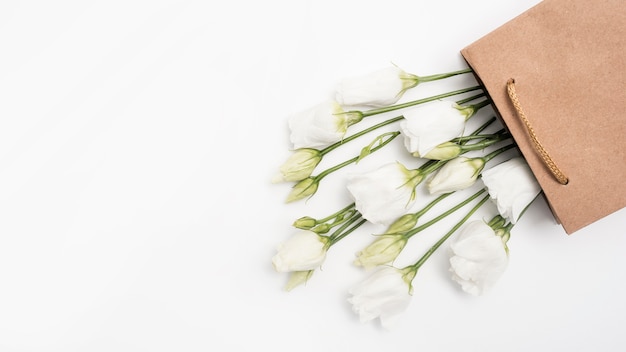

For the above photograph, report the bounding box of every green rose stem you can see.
[462,116,497,142]
[403,128,510,189]
[320,88,488,157]
[447,129,511,154]
[293,202,358,234]
[384,192,454,234]
[471,99,490,113]
[394,142,514,235]
[349,117,503,183]
[452,130,507,144]
[408,192,452,221]
[414,68,474,84]
[393,118,504,196]
[328,212,367,246]
[286,132,400,202]
[311,202,355,225]
[356,86,482,118]
[358,85,482,118]
[455,92,487,105]
[320,117,403,156]
[403,193,491,284]
[292,200,368,243]
[353,190,488,270]
[482,142,517,163]
[315,132,400,181]
[403,188,487,239]
[320,86,483,157]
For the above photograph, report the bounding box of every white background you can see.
[0,0,625,351]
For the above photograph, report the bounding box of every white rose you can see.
[288,100,353,150]
[348,266,414,329]
[400,100,469,157]
[347,162,423,226]
[334,67,418,107]
[427,157,485,195]
[481,157,541,224]
[272,230,329,272]
[449,220,509,296]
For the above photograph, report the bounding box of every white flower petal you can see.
[481,157,541,224]
[288,100,347,149]
[427,157,484,195]
[348,266,412,329]
[272,230,328,272]
[335,67,411,107]
[347,162,417,225]
[448,221,508,295]
[400,100,466,156]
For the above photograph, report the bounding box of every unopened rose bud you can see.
[286,177,319,203]
[292,216,317,230]
[285,270,314,291]
[385,214,418,234]
[416,141,463,160]
[427,157,485,195]
[273,149,322,183]
[354,234,408,269]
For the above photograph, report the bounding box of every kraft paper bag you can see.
[461,0,626,234]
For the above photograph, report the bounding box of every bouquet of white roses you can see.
[271,65,542,329]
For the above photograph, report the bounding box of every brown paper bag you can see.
[461,0,626,234]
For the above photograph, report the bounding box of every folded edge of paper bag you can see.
[460,0,626,234]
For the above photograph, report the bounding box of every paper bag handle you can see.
[506,78,569,185]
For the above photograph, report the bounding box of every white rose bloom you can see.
[427,157,485,195]
[288,100,351,150]
[347,162,422,226]
[272,230,330,272]
[348,266,414,329]
[481,157,541,224]
[400,100,468,157]
[334,67,418,107]
[449,220,509,296]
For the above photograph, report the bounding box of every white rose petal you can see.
[272,230,329,272]
[481,157,542,224]
[347,162,421,226]
[288,100,347,150]
[334,67,417,107]
[449,220,509,296]
[400,100,467,157]
[348,266,413,329]
[427,157,485,195]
